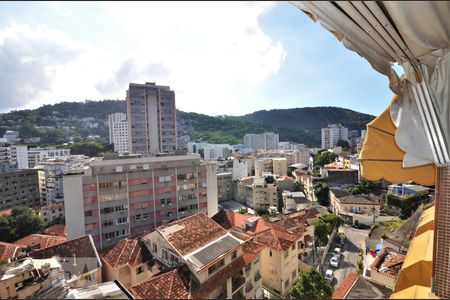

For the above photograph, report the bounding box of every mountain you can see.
[0,101,375,147]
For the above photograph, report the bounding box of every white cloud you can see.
[0,1,286,115]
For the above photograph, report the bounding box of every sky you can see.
[0,1,393,116]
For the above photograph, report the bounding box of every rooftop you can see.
[336,194,381,205]
[370,247,405,278]
[43,224,67,237]
[157,212,228,256]
[254,227,300,251]
[101,238,152,269]
[330,188,351,198]
[333,272,392,299]
[14,233,66,249]
[0,241,21,261]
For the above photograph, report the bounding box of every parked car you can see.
[324,269,334,283]
[354,223,371,229]
[333,247,341,255]
[330,255,339,268]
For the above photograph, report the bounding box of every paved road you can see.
[321,225,369,287]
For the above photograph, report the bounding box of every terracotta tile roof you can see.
[212,209,271,236]
[43,224,67,237]
[157,212,228,256]
[40,202,64,211]
[29,235,101,276]
[332,272,359,299]
[14,234,66,249]
[365,277,393,298]
[0,241,21,261]
[241,241,264,264]
[0,209,12,216]
[254,228,299,251]
[101,238,151,269]
[370,247,405,278]
[131,266,192,299]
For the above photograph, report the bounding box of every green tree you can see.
[8,207,45,241]
[255,208,269,216]
[69,142,105,157]
[314,182,330,206]
[314,219,331,245]
[336,139,350,148]
[320,214,344,228]
[238,207,248,214]
[0,216,11,242]
[288,268,333,299]
[314,151,338,167]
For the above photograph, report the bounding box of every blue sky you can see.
[0,1,393,116]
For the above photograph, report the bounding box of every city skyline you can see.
[0,2,392,117]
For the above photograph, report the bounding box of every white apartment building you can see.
[233,158,254,180]
[321,123,349,149]
[28,147,71,168]
[0,143,29,170]
[217,172,234,202]
[188,142,233,161]
[236,176,278,210]
[254,158,273,177]
[127,82,177,154]
[108,113,129,153]
[244,133,279,151]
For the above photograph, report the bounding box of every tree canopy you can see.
[314,182,330,206]
[314,151,338,167]
[0,207,45,242]
[289,268,334,299]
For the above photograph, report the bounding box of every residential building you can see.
[126,82,177,154]
[28,147,71,169]
[39,202,65,224]
[217,172,234,203]
[387,184,430,199]
[3,130,20,143]
[329,188,381,225]
[0,143,28,171]
[108,112,127,143]
[0,169,45,210]
[369,247,405,290]
[0,241,22,262]
[63,154,218,249]
[332,272,393,299]
[42,224,66,237]
[321,124,348,149]
[244,133,279,151]
[233,158,254,180]
[28,235,102,288]
[100,238,157,289]
[320,167,358,188]
[236,176,278,210]
[212,209,319,298]
[108,113,129,154]
[136,212,264,299]
[272,158,287,176]
[188,142,233,161]
[254,158,273,176]
[282,191,308,214]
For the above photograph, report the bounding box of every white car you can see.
[333,247,341,255]
[330,255,339,268]
[324,269,334,283]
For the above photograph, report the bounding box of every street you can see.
[321,225,369,288]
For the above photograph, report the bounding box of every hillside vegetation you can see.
[0,100,374,147]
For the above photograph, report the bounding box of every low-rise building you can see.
[320,167,358,188]
[236,176,278,210]
[39,202,65,224]
[14,234,67,253]
[217,172,234,203]
[282,191,308,214]
[272,158,287,177]
[100,238,156,289]
[255,158,273,177]
[136,212,263,299]
[332,272,393,299]
[387,184,430,199]
[0,241,22,262]
[28,147,71,169]
[369,247,405,290]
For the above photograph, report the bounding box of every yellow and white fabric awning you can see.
[290,1,450,177]
[359,98,435,186]
[390,285,431,299]
[415,206,435,237]
[394,230,433,292]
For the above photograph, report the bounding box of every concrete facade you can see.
[0,169,45,210]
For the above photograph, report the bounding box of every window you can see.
[101,207,114,214]
[208,259,224,275]
[117,217,127,224]
[136,266,144,275]
[115,205,127,212]
[253,255,259,265]
[152,243,157,253]
[143,213,149,219]
[292,244,295,250]
[232,251,237,260]
[245,264,251,273]
[162,249,169,261]
[136,214,141,220]
[103,220,113,227]
[284,279,290,290]
[104,232,115,239]
[292,270,297,280]
[284,250,289,258]
[269,251,272,257]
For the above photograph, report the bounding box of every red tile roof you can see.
[101,238,151,269]
[0,209,12,217]
[157,212,228,256]
[14,234,66,249]
[241,241,264,264]
[131,267,192,299]
[332,272,359,299]
[43,224,66,237]
[0,241,21,261]
[254,228,299,251]
[212,210,271,236]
